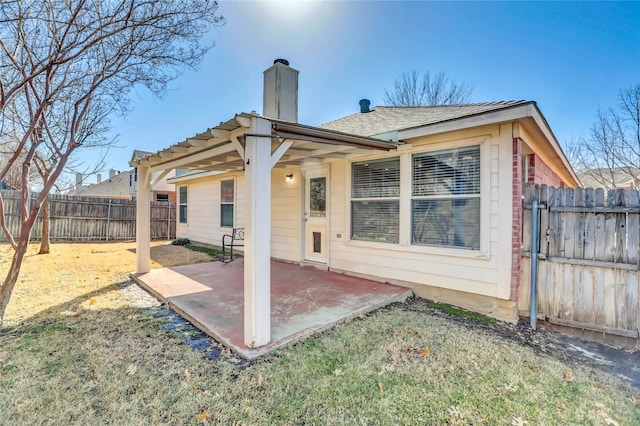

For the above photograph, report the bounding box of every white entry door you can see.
[304,170,328,263]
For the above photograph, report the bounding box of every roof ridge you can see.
[373,100,528,109]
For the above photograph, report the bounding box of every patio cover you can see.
[130,113,400,348]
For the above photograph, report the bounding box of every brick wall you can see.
[527,154,565,188]
[152,190,176,204]
[511,138,523,301]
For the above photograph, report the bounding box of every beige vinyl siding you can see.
[328,124,514,301]
[175,168,302,263]
[176,172,244,247]
[271,167,302,262]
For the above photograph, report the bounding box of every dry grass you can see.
[0,241,213,325]
[0,242,638,425]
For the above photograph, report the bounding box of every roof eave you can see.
[397,102,580,187]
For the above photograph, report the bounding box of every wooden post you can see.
[135,165,151,273]
[106,199,112,242]
[243,117,272,348]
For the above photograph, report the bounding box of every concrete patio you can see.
[131,260,412,359]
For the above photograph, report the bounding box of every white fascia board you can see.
[397,104,579,186]
[398,104,536,140]
[528,105,580,185]
[371,130,399,142]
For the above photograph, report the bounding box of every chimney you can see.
[97,174,102,184]
[359,99,371,113]
[263,58,299,122]
[75,173,82,190]
[109,168,116,178]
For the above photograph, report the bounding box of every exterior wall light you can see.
[285,174,294,182]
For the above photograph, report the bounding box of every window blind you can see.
[412,146,480,197]
[352,157,400,198]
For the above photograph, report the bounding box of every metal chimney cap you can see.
[274,58,289,66]
[359,99,371,113]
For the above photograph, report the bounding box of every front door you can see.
[304,171,328,263]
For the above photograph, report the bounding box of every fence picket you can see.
[0,190,175,241]
[521,183,639,340]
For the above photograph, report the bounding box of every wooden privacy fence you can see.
[0,190,175,241]
[520,184,639,340]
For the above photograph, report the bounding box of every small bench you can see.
[221,227,244,262]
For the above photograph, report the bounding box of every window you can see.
[156,193,169,203]
[412,146,480,249]
[220,179,234,227]
[179,186,188,223]
[351,157,400,243]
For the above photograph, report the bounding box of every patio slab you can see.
[131,260,412,359]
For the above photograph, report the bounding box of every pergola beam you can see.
[149,143,238,173]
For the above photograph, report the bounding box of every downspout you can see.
[529,199,539,330]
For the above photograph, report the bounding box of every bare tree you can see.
[0,0,224,325]
[0,137,25,189]
[570,84,640,189]
[383,70,474,107]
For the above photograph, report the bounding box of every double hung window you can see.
[411,146,480,249]
[179,186,188,223]
[220,180,234,227]
[351,157,400,244]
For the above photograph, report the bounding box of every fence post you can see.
[530,199,540,330]
[167,202,171,240]
[106,199,112,241]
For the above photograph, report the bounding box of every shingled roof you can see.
[319,101,531,137]
[67,170,133,199]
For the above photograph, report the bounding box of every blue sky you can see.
[91,1,640,178]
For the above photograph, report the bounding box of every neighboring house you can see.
[0,179,17,190]
[577,167,640,190]
[131,59,579,348]
[67,169,133,200]
[130,150,177,203]
[67,154,177,202]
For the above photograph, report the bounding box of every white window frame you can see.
[178,186,188,224]
[350,156,400,244]
[220,178,235,228]
[411,145,481,250]
[346,136,490,259]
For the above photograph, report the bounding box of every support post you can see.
[529,199,539,330]
[244,117,272,348]
[135,165,151,273]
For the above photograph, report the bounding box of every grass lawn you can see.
[0,241,638,424]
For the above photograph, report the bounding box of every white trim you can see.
[302,165,330,264]
[345,135,490,258]
[398,104,535,140]
[344,238,490,260]
[178,185,188,224]
[220,177,235,228]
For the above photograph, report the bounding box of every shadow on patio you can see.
[131,260,412,359]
